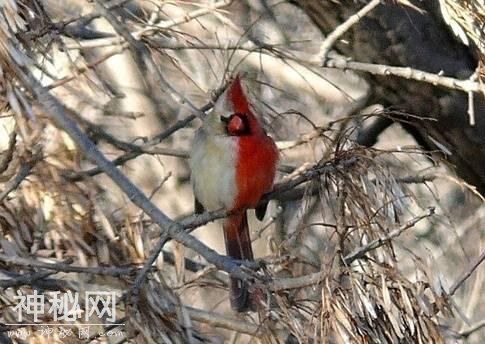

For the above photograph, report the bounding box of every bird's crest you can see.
[228,73,250,114]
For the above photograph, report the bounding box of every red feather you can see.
[228,74,250,114]
[224,75,278,311]
[233,134,278,210]
[226,74,278,209]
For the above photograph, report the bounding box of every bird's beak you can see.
[220,116,229,124]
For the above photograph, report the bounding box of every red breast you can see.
[227,75,279,211]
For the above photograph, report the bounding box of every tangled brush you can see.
[0,1,483,343]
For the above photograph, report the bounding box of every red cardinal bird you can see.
[189,74,278,312]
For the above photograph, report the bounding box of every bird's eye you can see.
[226,113,250,136]
[220,116,229,123]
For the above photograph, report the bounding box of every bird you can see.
[189,74,279,312]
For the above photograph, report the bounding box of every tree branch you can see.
[0,270,54,288]
[317,0,382,61]
[65,79,228,182]
[0,159,37,203]
[0,254,133,276]
[64,0,234,50]
[449,249,485,296]
[186,306,262,336]
[324,55,482,94]
[267,208,435,291]
[15,67,247,298]
[343,207,435,264]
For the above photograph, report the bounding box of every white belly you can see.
[189,130,238,211]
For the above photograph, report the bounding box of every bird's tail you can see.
[223,212,254,312]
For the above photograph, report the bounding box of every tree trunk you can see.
[292,0,485,195]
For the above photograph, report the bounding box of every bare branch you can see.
[0,270,54,288]
[324,55,481,94]
[66,115,197,181]
[0,254,134,276]
[459,319,485,338]
[66,80,228,181]
[64,0,233,50]
[317,0,382,61]
[46,47,127,89]
[15,67,247,292]
[0,159,37,203]
[186,306,261,336]
[343,207,435,264]
[136,39,483,95]
[267,208,435,291]
[449,249,485,296]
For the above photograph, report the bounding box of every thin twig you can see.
[0,254,134,276]
[46,46,127,89]
[57,0,130,27]
[16,66,247,297]
[467,70,478,125]
[94,0,209,121]
[324,55,481,94]
[65,115,197,181]
[82,117,189,158]
[0,250,212,279]
[263,156,359,202]
[143,39,483,95]
[66,80,229,181]
[141,0,233,31]
[186,306,262,336]
[66,32,483,96]
[449,249,485,296]
[343,207,435,264]
[459,319,485,338]
[267,208,435,291]
[317,0,382,62]
[64,0,234,50]
[0,160,37,203]
[0,270,54,288]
